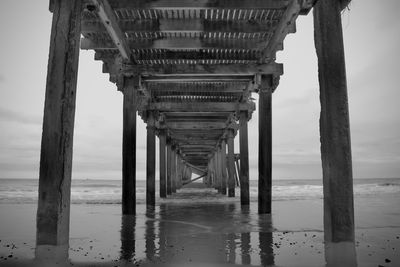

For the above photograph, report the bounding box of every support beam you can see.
[149,102,255,113]
[146,112,156,206]
[81,37,279,51]
[106,0,290,9]
[258,76,272,214]
[125,63,283,76]
[314,0,355,244]
[36,0,81,260]
[89,0,132,60]
[82,19,278,34]
[159,131,167,198]
[171,149,177,193]
[221,140,228,195]
[262,0,302,61]
[166,143,172,195]
[239,112,250,205]
[122,78,138,215]
[227,130,236,197]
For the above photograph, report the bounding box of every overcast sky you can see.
[0,0,399,180]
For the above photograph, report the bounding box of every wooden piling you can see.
[146,112,156,206]
[171,148,177,193]
[221,140,228,195]
[36,0,81,259]
[258,76,273,214]
[122,78,138,215]
[159,131,167,198]
[314,0,355,243]
[166,143,172,195]
[227,130,236,197]
[239,112,250,205]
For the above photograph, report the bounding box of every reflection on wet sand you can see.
[120,215,135,262]
[118,201,276,266]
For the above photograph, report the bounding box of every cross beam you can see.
[89,0,132,60]
[106,0,290,10]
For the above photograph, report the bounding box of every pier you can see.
[36,0,355,263]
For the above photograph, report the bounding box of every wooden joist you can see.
[89,0,132,60]
[106,0,290,10]
[262,0,302,61]
[149,102,255,112]
[166,121,228,130]
[81,37,278,51]
[128,63,283,76]
[82,19,278,34]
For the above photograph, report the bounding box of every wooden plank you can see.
[107,0,289,9]
[82,19,277,34]
[90,0,132,60]
[150,102,255,112]
[81,37,273,50]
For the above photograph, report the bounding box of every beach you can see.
[0,178,399,266]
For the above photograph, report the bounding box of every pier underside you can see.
[36,0,355,263]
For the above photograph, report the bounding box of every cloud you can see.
[0,107,42,125]
[0,74,4,82]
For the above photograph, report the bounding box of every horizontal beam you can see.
[90,0,132,60]
[106,0,289,9]
[134,63,283,76]
[149,102,255,112]
[95,50,261,62]
[145,82,248,93]
[262,0,301,61]
[82,19,278,34]
[81,37,275,51]
[166,121,228,130]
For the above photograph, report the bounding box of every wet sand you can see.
[0,188,399,267]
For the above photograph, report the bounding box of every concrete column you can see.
[227,130,236,197]
[221,140,228,195]
[36,0,81,260]
[166,143,172,195]
[159,131,167,198]
[239,112,250,205]
[146,112,156,206]
[122,78,138,215]
[258,76,273,214]
[314,0,355,244]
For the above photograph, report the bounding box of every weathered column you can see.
[171,148,177,193]
[314,0,355,246]
[214,153,220,192]
[36,0,81,260]
[146,112,156,206]
[159,130,167,198]
[227,130,236,197]
[166,142,172,195]
[221,140,228,195]
[122,77,138,215]
[239,112,250,205]
[258,75,273,214]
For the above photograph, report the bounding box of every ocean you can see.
[1,177,399,205]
